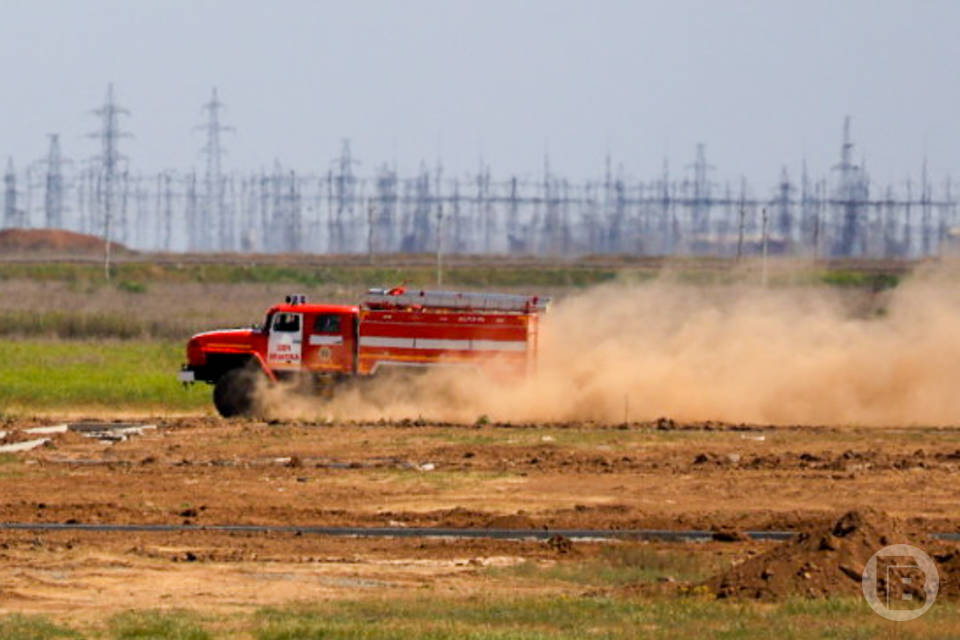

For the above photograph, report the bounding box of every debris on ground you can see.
[546,534,574,554]
[711,528,750,543]
[67,422,157,442]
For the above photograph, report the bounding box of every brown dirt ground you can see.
[1,416,959,620]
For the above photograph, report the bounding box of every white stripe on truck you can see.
[471,339,526,352]
[416,338,470,350]
[360,336,415,349]
[359,336,526,351]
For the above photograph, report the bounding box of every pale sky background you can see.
[1,0,957,187]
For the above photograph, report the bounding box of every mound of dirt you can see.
[437,506,489,527]
[704,508,921,599]
[484,512,537,530]
[0,228,131,255]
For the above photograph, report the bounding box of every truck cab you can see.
[179,295,359,416]
[264,301,358,375]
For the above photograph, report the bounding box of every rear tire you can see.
[213,367,261,418]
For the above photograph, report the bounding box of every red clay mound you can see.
[704,508,923,600]
[0,228,131,255]
[484,513,537,530]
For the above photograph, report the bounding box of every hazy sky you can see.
[2,0,958,187]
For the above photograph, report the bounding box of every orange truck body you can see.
[179,288,547,415]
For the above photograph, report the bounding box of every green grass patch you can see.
[0,259,909,292]
[489,545,715,586]
[108,610,211,640]
[362,468,514,491]
[820,270,900,290]
[0,262,622,290]
[252,596,957,640]
[0,614,81,639]
[3,596,960,639]
[423,430,501,447]
[0,339,209,411]
[0,452,25,478]
[116,280,148,294]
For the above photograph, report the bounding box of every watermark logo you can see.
[862,544,938,621]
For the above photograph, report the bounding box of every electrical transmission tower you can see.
[374,163,398,253]
[832,116,868,256]
[4,158,18,228]
[331,140,359,253]
[158,171,175,251]
[42,134,67,229]
[88,83,131,278]
[774,165,795,240]
[688,143,715,237]
[920,156,932,256]
[197,87,234,251]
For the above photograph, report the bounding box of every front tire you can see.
[213,367,261,418]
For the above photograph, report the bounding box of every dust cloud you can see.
[262,269,960,426]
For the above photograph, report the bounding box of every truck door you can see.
[267,312,303,370]
[305,312,355,372]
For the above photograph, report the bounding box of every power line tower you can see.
[153,171,177,252]
[23,164,36,228]
[374,162,398,253]
[412,161,432,252]
[331,139,359,253]
[799,159,816,250]
[4,158,18,228]
[688,143,715,239]
[75,162,98,235]
[831,116,868,256]
[920,156,932,256]
[197,87,234,251]
[88,83,131,279]
[42,134,67,229]
[185,171,199,251]
[774,165,794,241]
[659,158,674,254]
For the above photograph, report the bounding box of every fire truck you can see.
[178,287,549,417]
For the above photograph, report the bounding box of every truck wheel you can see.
[213,368,261,418]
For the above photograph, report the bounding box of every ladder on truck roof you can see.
[364,288,550,313]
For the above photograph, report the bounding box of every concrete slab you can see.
[24,424,69,435]
[0,438,50,453]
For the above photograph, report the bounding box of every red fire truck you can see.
[178,287,549,417]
